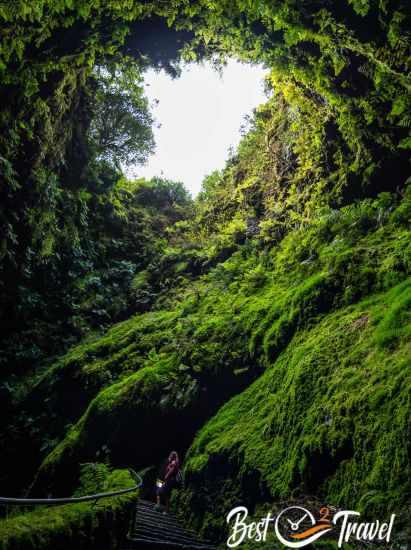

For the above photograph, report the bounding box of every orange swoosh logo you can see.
[291,521,332,539]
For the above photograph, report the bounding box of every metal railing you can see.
[0,468,142,508]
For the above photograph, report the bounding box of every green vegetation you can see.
[177,284,410,540]
[0,0,410,547]
[0,465,138,550]
[30,190,411,524]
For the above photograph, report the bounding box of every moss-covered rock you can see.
[0,467,137,550]
[176,282,411,542]
[32,192,410,513]
[1,3,410,546]
[32,336,256,495]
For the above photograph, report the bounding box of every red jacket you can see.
[164,459,179,481]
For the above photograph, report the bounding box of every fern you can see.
[399,115,411,128]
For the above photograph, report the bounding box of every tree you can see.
[89,62,155,168]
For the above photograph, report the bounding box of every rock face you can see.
[1,2,410,548]
[175,284,411,541]
[31,316,258,495]
[29,191,410,546]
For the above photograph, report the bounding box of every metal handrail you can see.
[0,468,142,506]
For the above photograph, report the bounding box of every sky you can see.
[128,59,268,196]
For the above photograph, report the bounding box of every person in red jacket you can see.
[155,451,180,513]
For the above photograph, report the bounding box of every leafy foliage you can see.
[0,1,410,546]
[25,190,410,513]
[0,175,192,376]
[89,63,154,167]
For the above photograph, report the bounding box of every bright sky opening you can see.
[129,59,268,196]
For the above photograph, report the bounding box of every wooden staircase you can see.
[125,499,216,549]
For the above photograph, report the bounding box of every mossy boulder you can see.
[32,348,255,495]
[27,191,411,539]
[176,282,411,542]
[0,467,137,550]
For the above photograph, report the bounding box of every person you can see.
[155,451,180,514]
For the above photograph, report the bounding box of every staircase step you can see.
[127,500,216,549]
[137,501,178,517]
[133,521,205,545]
[128,539,215,550]
[133,519,196,538]
[135,512,199,535]
[133,528,199,546]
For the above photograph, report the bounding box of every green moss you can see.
[0,468,137,550]
[1,3,410,545]
[373,280,411,348]
[177,285,410,541]
[27,191,410,544]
